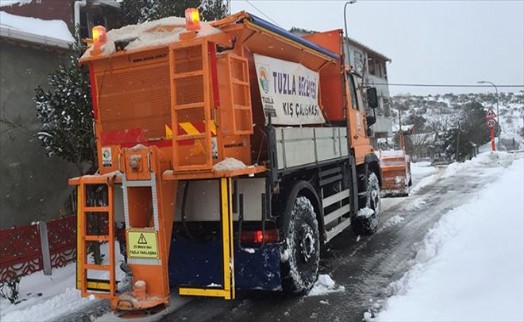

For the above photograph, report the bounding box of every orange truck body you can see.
[70,11,384,312]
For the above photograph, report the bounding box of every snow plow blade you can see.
[379,150,411,197]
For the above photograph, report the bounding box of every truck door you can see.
[347,73,371,164]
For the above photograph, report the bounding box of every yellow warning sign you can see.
[127,230,159,259]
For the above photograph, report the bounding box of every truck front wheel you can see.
[353,172,381,235]
[281,196,320,295]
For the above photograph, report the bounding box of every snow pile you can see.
[307,274,345,297]
[0,11,74,43]
[443,151,515,178]
[212,157,247,172]
[404,197,426,211]
[357,207,374,218]
[379,149,406,158]
[374,154,524,321]
[0,242,127,322]
[382,215,404,229]
[0,265,96,322]
[82,16,224,60]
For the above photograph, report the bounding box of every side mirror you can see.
[367,87,379,109]
[367,115,376,126]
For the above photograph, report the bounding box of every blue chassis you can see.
[168,236,282,291]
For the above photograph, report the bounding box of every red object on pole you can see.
[490,127,496,152]
[485,107,497,152]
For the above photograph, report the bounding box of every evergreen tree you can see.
[34,37,95,176]
[442,102,490,161]
[200,0,228,21]
[461,101,491,145]
[120,0,227,24]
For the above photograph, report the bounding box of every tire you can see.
[281,196,320,295]
[353,172,381,235]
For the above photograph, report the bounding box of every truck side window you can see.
[348,74,358,110]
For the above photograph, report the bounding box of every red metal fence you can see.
[0,215,76,283]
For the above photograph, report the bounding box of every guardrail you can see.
[0,215,76,283]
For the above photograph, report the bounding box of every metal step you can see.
[325,218,351,242]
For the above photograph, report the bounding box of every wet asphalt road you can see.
[161,162,500,322]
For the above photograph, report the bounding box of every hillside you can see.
[385,91,524,160]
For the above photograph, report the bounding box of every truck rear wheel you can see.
[353,172,381,235]
[281,196,320,295]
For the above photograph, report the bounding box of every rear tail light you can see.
[240,228,279,244]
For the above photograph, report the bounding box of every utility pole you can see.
[343,1,357,66]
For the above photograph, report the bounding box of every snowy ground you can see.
[370,152,524,322]
[1,151,522,322]
[0,243,125,322]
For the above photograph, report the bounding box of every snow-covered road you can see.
[373,153,524,321]
[1,151,522,322]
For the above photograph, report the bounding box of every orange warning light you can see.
[185,8,200,31]
[92,26,107,46]
[91,26,107,55]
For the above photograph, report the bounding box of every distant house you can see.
[344,37,392,144]
[0,0,120,229]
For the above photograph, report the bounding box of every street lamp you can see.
[477,80,500,135]
[343,0,357,66]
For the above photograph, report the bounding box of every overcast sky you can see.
[230,0,524,96]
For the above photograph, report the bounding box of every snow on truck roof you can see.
[380,150,407,158]
[81,16,223,61]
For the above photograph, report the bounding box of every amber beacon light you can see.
[185,8,201,31]
[91,25,107,55]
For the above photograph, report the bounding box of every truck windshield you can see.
[348,74,358,111]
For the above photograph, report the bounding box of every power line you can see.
[372,83,524,88]
[244,0,282,27]
[237,0,522,2]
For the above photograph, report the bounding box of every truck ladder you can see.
[76,178,117,299]
[179,177,235,300]
[169,39,214,172]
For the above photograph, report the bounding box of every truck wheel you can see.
[353,172,381,235]
[281,196,320,295]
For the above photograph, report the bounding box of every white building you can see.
[345,37,393,143]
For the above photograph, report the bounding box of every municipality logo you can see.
[258,67,270,94]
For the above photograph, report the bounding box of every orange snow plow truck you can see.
[379,149,412,197]
[70,9,385,313]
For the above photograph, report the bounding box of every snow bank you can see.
[374,153,524,321]
[443,151,515,178]
[0,11,74,43]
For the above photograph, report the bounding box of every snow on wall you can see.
[0,0,32,7]
[0,11,74,43]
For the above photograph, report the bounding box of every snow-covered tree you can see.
[34,38,95,176]
[120,0,227,24]
[442,102,490,161]
[200,0,228,21]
